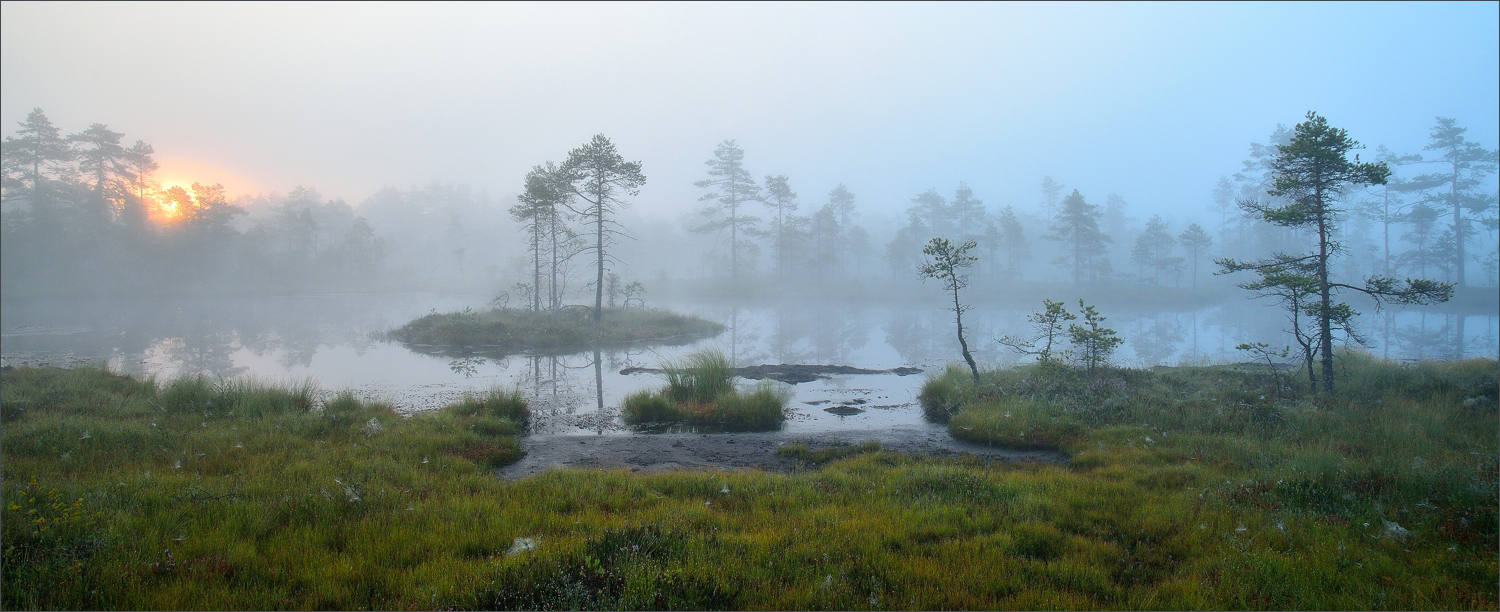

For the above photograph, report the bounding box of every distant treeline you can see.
[672,121,1496,293]
[3,109,1494,299]
[0,109,515,297]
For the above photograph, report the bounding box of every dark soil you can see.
[498,425,1066,481]
[618,363,925,385]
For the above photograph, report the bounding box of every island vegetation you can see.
[388,306,724,356]
[620,349,791,431]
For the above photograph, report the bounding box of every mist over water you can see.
[4,291,1493,436]
[3,3,1497,435]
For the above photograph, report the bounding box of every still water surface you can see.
[2,293,1494,436]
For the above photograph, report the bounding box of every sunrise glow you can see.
[145,158,257,225]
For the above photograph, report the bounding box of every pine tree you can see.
[1068,300,1122,374]
[919,237,980,383]
[1410,117,1499,288]
[1131,215,1182,284]
[995,204,1028,280]
[560,134,645,327]
[1178,222,1213,290]
[950,182,985,244]
[70,123,129,221]
[1396,201,1444,278]
[1044,189,1111,284]
[1359,146,1423,275]
[1039,175,1063,221]
[1218,112,1451,393]
[692,140,761,282]
[510,163,567,312]
[1,108,73,201]
[762,174,799,281]
[826,183,858,273]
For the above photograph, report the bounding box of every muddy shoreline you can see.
[618,363,925,384]
[499,425,1066,481]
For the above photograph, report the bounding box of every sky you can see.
[3,1,1497,225]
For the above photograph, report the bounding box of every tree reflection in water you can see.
[1129,312,1186,367]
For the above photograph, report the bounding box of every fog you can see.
[5,3,1496,214]
[3,2,1497,407]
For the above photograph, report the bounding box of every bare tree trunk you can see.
[730,198,738,283]
[952,286,979,383]
[1317,191,1335,394]
[1451,160,1465,288]
[595,186,604,328]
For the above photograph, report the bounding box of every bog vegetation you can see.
[621,349,791,432]
[4,355,1496,610]
[389,306,724,355]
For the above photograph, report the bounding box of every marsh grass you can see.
[924,351,1497,601]
[389,307,724,354]
[662,350,736,404]
[622,350,791,432]
[3,356,1496,610]
[775,440,883,467]
[1,366,530,609]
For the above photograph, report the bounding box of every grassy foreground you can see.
[2,354,1496,610]
[622,350,791,432]
[922,351,1497,608]
[389,306,724,354]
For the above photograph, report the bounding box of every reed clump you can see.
[621,350,790,431]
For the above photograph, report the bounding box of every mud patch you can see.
[498,426,1065,481]
[619,363,924,385]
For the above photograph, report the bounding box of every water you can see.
[2,293,1495,436]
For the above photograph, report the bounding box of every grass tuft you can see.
[622,350,790,432]
[775,440,883,466]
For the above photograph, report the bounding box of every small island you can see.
[388,306,725,356]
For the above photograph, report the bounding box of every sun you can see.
[145,158,258,225]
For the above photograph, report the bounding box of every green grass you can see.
[1,366,528,610]
[663,350,738,405]
[775,440,884,467]
[388,306,724,355]
[3,354,1496,610]
[920,350,1498,605]
[621,350,791,432]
